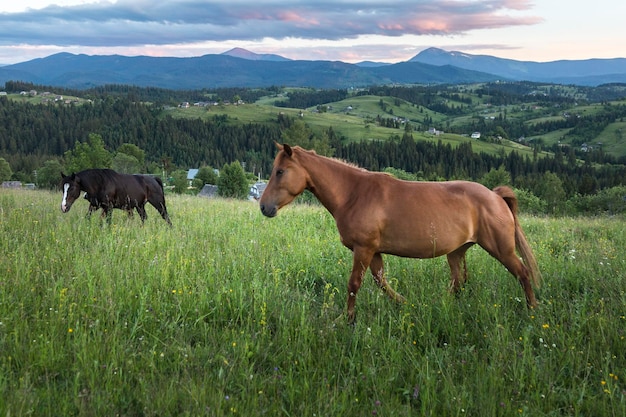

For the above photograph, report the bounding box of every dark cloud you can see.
[0,0,541,47]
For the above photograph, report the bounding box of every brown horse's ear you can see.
[274,141,283,150]
[283,143,293,157]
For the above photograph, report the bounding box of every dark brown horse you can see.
[260,144,540,323]
[61,169,172,226]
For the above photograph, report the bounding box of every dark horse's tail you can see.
[493,186,541,288]
[155,177,165,190]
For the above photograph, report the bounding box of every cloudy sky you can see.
[0,0,624,65]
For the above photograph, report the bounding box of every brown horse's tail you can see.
[493,186,541,288]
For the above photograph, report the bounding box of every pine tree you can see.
[217,161,248,199]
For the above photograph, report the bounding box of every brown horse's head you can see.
[60,172,81,213]
[260,143,308,217]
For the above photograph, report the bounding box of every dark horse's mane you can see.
[79,168,119,187]
[80,169,165,191]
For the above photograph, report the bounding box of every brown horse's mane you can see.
[294,146,400,179]
[293,146,368,172]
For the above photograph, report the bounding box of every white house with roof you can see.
[187,169,199,187]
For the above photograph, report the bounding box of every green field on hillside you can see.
[169,98,542,159]
[167,86,626,159]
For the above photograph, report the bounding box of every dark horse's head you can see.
[60,172,81,213]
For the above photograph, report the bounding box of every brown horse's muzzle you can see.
[259,203,277,218]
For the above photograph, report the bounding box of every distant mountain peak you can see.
[222,47,256,59]
[413,47,473,61]
[420,47,447,55]
[221,47,290,62]
[410,47,626,85]
[355,60,391,68]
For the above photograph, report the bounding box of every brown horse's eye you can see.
[276,169,284,177]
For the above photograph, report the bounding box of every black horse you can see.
[61,169,172,226]
[82,174,165,219]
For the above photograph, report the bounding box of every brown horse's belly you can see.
[377,221,474,259]
[379,239,469,259]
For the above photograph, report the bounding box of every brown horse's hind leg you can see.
[482,236,538,308]
[447,243,473,293]
[500,255,537,308]
[370,253,406,304]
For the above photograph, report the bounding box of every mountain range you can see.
[1,47,624,90]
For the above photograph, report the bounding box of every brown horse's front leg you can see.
[370,253,406,304]
[346,249,374,324]
[446,244,472,294]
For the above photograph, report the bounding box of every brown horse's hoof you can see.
[346,312,356,326]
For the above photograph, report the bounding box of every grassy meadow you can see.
[0,189,624,416]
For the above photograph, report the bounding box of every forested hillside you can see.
[1,80,625,215]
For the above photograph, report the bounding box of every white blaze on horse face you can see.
[61,183,70,212]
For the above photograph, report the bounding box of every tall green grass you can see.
[1,189,624,416]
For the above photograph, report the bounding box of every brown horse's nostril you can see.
[260,204,276,217]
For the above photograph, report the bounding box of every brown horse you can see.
[260,144,540,323]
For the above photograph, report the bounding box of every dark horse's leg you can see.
[144,177,172,226]
[370,253,406,303]
[136,204,148,224]
[148,199,172,226]
[86,204,98,218]
[84,194,101,218]
[102,207,113,225]
[446,243,474,294]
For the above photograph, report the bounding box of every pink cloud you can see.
[276,11,319,26]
